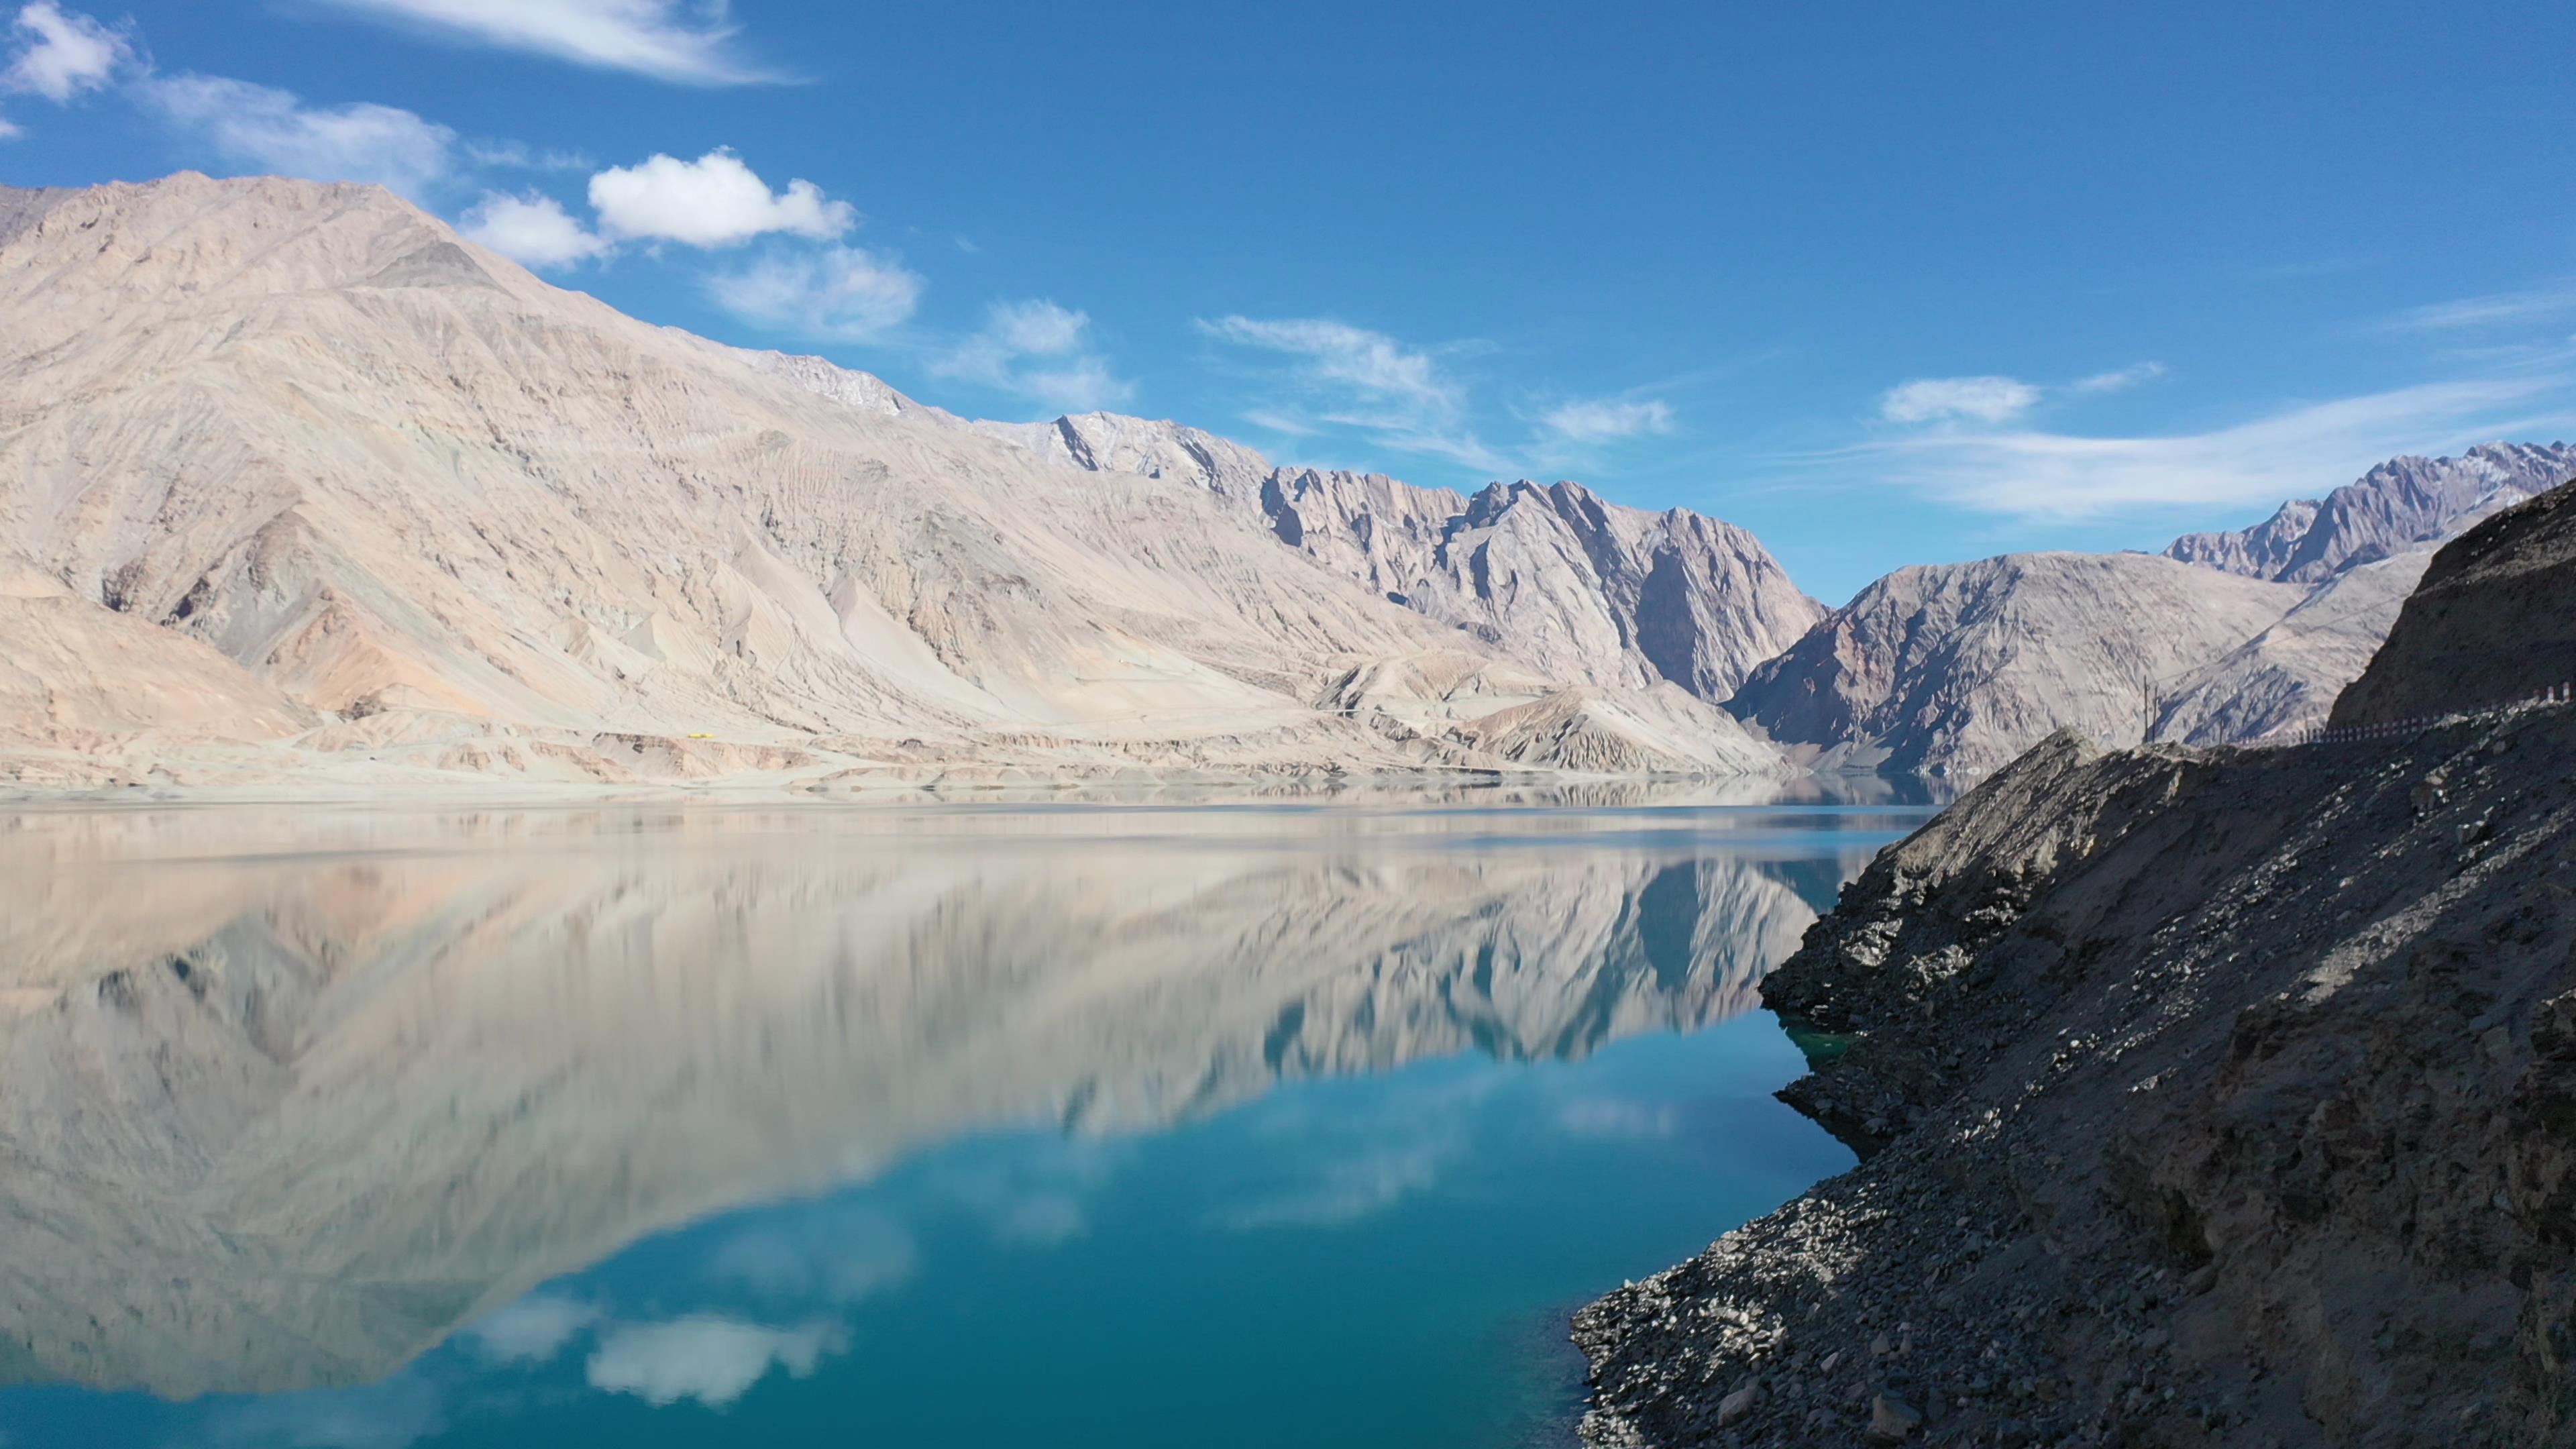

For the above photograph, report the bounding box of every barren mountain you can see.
[2148,551,2432,744]
[1725,551,2304,776]
[0,814,1817,1395]
[2165,441,2576,583]
[0,174,1783,790]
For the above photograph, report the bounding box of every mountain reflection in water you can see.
[0,798,1919,1446]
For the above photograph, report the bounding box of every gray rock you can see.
[1717,1385,1759,1426]
[1866,1393,1924,1444]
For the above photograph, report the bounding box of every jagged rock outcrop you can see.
[950,417,1826,703]
[1578,496,2576,1447]
[0,816,1816,1395]
[2332,481,2576,726]
[0,173,1784,787]
[971,411,1275,506]
[1725,551,2303,776]
[1262,473,1827,702]
[2165,442,2576,583]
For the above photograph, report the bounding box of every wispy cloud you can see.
[1215,1140,1452,1229]
[138,74,458,199]
[1198,314,1511,472]
[1554,1097,1680,1139]
[463,138,592,172]
[1854,375,2570,519]
[589,148,851,247]
[2383,281,2576,332]
[710,1204,919,1304]
[2072,361,2167,394]
[3,1,136,102]
[934,298,1134,413]
[309,0,777,85]
[201,1373,447,1449]
[1880,374,2042,424]
[1240,408,1316,437]
[1540,396,1674,443]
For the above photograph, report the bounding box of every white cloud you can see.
[139,74,457,199]
[586,1316,844,1408]
[1880,374,2041,425]
[459,190,608,267]
[1199,314,1510,472]
[2384,282,2576,332]
[1540,396,1674,442]
[310,0,773,85]
[934,299,1134,412]
[0,111,19,139]
[3,2,136,102]
[1858,375,2571,519]
[588,148,851,248]
[2072,361,2167,394]
[706,244,923,340]
[464,1293,600,1364]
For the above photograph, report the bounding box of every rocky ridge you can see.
[2165,442,2576,584]
[1724,447,2576,779]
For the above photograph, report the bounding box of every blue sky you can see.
[4,0,2573,602]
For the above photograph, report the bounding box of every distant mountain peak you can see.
[2165,441,2576,584]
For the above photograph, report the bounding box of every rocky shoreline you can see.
[1575,485,2576,1447]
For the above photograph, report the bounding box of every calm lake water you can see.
[0,790,1929,1448]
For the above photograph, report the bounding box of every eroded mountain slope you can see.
[1725,551,2304,776]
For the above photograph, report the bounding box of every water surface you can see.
[0,793,1927,1448]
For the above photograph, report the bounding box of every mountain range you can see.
[2,172,2569,789]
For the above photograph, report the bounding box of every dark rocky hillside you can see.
[1578,482,2576,1448]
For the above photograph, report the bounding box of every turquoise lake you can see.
[0,792,1929,1447]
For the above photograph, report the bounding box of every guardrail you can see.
[2253,682,2575,749]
